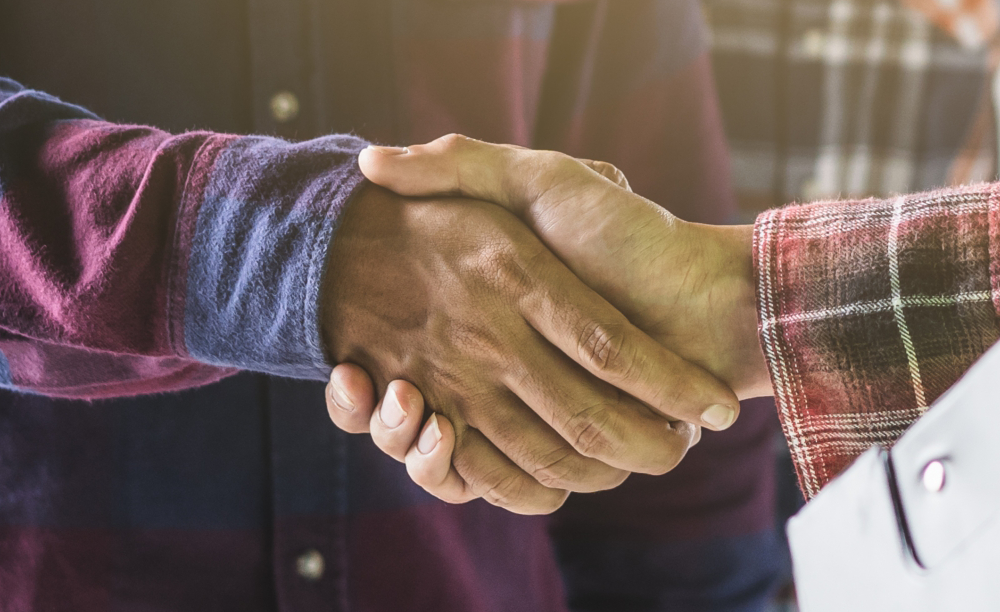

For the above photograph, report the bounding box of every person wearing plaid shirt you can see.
[315,0,1000,607]
[348,130,1000,607]
[8,1,992,611]
[330,0,1000,607]
[0,1,785,611]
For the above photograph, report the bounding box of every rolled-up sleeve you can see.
[754,183,1000,498]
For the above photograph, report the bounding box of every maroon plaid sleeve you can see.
[754,182,1000,498]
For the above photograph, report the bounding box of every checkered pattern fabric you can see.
[754,182,1000,498]
[0,3,785,609]
[706,0,999,221]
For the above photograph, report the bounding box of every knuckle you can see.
[482,472,531,509]
[528,447,584,490]
[475,242,513,278]
[489,481,567,515]
[531,152,577,187]
[600,160,624,176]
[540,150,575,173]
[529,448,627,492]
[475,243,537,298]
[439,133,468,152]
[592,160,612,174]
[564,404,624,460]
[577,321,633,376]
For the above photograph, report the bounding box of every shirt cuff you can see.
[175,134,370,380]
[753,183,1000,498]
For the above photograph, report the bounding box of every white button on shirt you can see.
[295,549,325,581]
[922,460,946,493]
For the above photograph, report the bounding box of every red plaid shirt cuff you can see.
[753,182,1000,498]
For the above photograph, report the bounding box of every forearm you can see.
[752,183,1000,498]
[0,79,368,398]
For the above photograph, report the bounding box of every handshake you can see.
[320,135,774,514]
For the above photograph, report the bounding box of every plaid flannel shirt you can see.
[754,182,1000,498]
[0,2,784,611]
[707,0,1000,495]
[706,0,1000,220]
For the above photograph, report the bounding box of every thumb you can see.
[358,134,613,217]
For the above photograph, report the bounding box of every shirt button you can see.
[802,29,826,59]
[270,91,300,123]
[295,549,325,581]
[921,460,946,493]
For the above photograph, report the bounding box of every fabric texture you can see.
[0,1,780,611]
[184,135,367,379]
[706,0,999,221]
[0,80,369,396]
[754,182,1000,498]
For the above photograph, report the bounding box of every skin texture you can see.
[321,183,737,514]
[325,135,772,510]
[357,137,771,400]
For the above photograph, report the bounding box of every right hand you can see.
[320,184,738,514]
[325,364,472,504]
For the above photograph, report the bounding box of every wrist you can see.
[688,223,773,399]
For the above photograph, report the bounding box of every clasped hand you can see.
[321,135,772,514]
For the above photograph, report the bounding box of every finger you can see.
[463,390,629,492]
[362,139,737,426]
[360,136,629,244]
[505,329,700,475]
[359,135,543,212]
[579,159,631,192]
[370,380,427,461]
[452,427,569,515]
[365,140,740,428]
[326,363,377,434]
[517,246,740,431]
[405,413,478,505]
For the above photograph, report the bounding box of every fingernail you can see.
[418,414,442,455]
[380,388,407,429]
[701,404,736,430]
[366,145,409,156]
[328,381,355,413]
